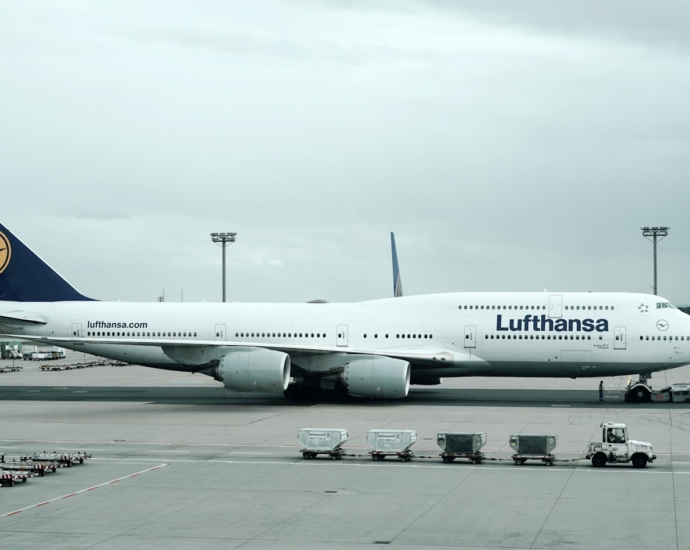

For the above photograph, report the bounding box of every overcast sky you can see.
[1,1,689,304]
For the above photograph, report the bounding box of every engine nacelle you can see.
[341,356,410,399]
[218,348,291,393]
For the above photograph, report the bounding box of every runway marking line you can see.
[0,463,169,518]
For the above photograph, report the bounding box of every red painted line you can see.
[1,463,169,518]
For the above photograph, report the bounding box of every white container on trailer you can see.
[367,429,417,453]
[437,432,487,454]
[298,428,348,452]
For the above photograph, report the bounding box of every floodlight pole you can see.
[641,226,669,296]
[210,232,237,302]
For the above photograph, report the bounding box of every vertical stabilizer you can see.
[391,232,403,298]
[0,223,94,302]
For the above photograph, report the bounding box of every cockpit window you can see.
[656,302,677,309]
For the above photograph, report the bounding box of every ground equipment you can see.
[367,429,417,461]
[298,428,348,460]
[22,451,92,466]
[586,422,656,468]
[509,434,559,466]
[437,432,487,463]
[1,455,56,475]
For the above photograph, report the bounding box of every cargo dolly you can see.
[21,451,93,467]
[440,451,485,464]
[0,471,30,487]
[298,428,348,460]
[1,457,57,475]
[301,448,345,460]
[0,365,22,373]
[367,429,417,462]
[437,432,487,464]
[369,450,414,462]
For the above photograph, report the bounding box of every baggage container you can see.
[509,434,558,455]
[437,432,487,454]
[367,429,417,453]
[298,428,348,452]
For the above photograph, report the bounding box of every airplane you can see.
[1,221,689,402]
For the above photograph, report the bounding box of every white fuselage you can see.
[3,291,690,379]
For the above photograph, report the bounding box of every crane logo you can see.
[656,320,669,331]
[0,231,10,275]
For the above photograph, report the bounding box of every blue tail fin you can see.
[391,232,403,298]
[0,223,94,302]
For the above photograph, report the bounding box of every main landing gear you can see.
[624,373,652,403]
[284,382,343,401]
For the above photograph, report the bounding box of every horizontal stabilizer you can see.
[0,310,48,326]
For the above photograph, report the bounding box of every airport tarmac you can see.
[1,353,689,549]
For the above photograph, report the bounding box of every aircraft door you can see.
[548,295,563,318]
[71,323,82,337]
[215,324,227,341]
[464,325,476,349]
[336,325,349,347]
[614,327,626,350]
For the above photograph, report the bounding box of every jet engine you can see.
[340,356,410,399]
[217,348,291,393]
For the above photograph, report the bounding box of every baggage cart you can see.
[437,432,487,464]
[1,458,56,475]
[298,428,348,460]
[22,451,92,467]
[509,434,559,466]
[0,472,17,487]
[367,429,417,462]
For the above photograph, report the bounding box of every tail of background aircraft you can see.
[391,232,403,298]
[0,222,93,302]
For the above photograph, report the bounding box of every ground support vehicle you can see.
[649,383,690,403]
[298,428,348,460]
[367,429,417,462]
[586,422,656,468]
[22,451,92,466]
[0,472,18,487]
[1,458,56,475]
[369,450,415,462]
[511,453,558,466]
[509,434,561,466]
[437,432,487,464]
[0,365,22,373]
[624,371,690,403]
[440,451,485,464]
[301,448,345,460]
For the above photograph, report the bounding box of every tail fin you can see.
[0,223,94,302]
[391,232,403,298]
